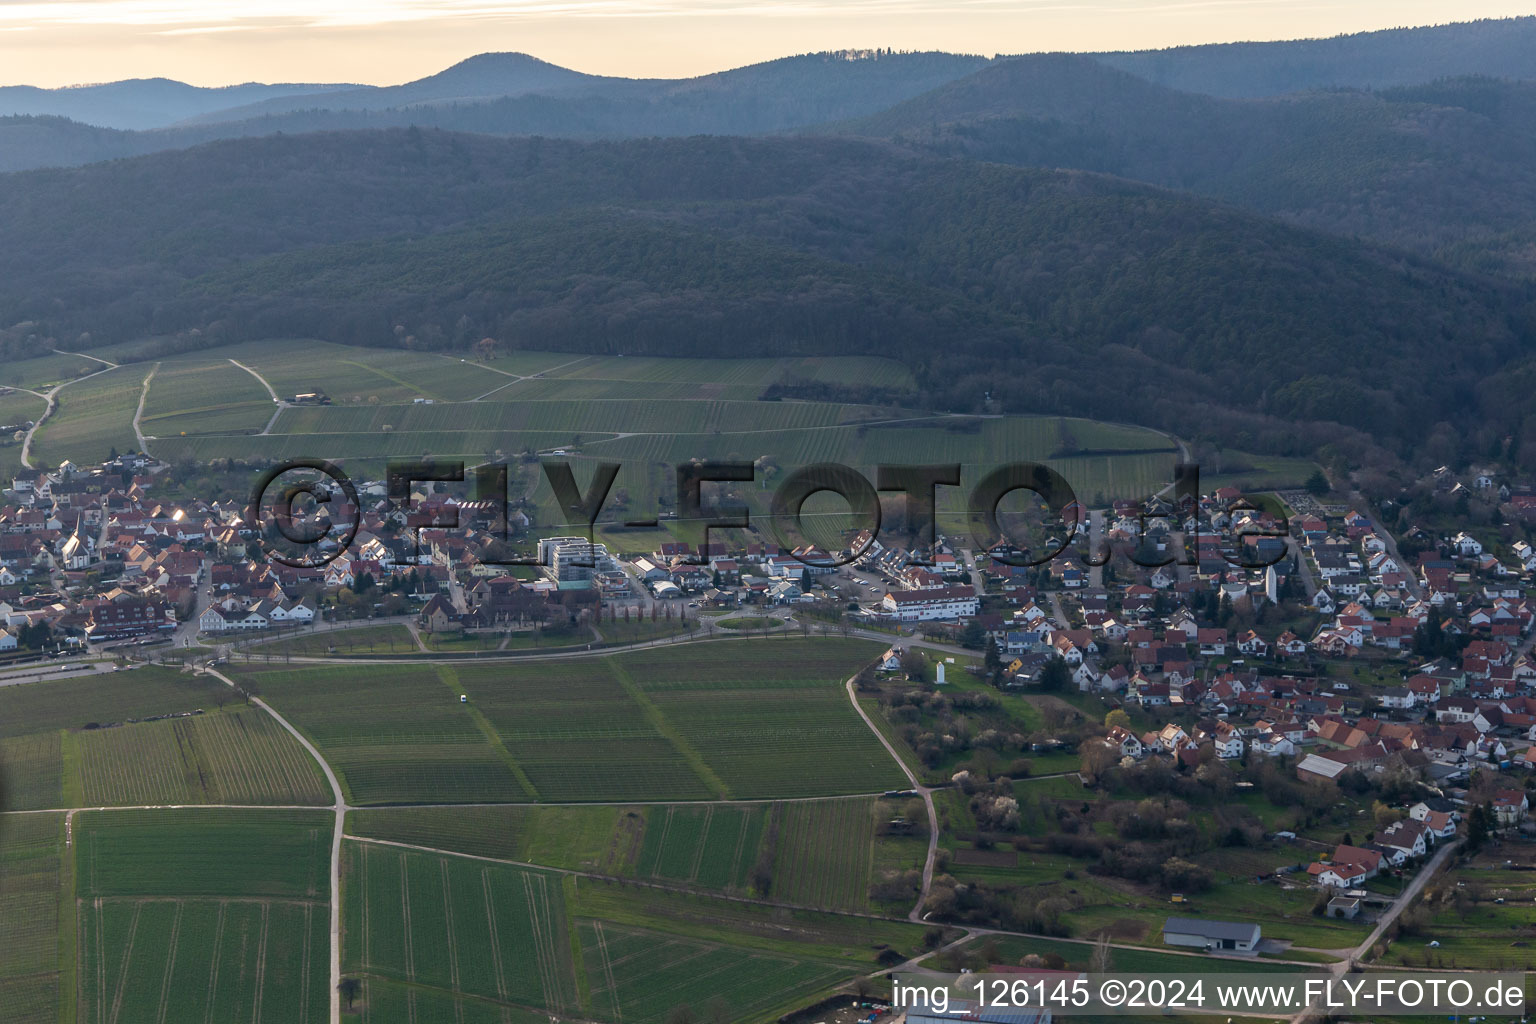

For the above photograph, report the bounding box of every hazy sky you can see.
[0,0,1532,88]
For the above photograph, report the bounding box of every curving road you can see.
[131,363,160,454]
[205,667,349,1024]
[845,674,938,921]
[20,353,121,470]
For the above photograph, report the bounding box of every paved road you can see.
[1349,839,1458,967]
[1355,492,1424,602]
[1087,509,1106,588]
[0,659,119,688]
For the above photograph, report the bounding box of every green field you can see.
[77,808,332,898]
[137,356,274,437]
[78,895,327,1024]
[580,919,848,1024]
[6,338,1189,510]
[611,642,900,799]
[0,813,66,1024]
[770,799,880,912]
[0,668,227,738]
[339,840,883,1024]
[343,844,582,1016]
[347,795,915,912]
[258,624,419,657]
[230,639,894,805]
[0,669,329,811]
[632,803,768,891]
[0,731,65,811]
[224,662,531,805]
[73,709,330,806]
[29,363,144,469]
[0,351,107,392]
[70,809,331,1024]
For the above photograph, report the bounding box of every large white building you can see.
[539,536,619,582]
[881,585,979,622]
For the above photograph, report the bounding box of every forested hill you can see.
[0,129,1528,463]
[1090,16,1536,96]
[835,55,1536,278]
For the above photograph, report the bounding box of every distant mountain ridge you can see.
[173,52,624,125]
[6,16,1536,138]
[1091,16,1536,97]
[0,78,362,131]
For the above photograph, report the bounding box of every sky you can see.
[0,0,1532,88]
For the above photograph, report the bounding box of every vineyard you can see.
[462,660,721,802]
[137,356,273,437]
[0,667,225,737]
[233,639,895,805]
[581,920,849,1024]
[0,731,63,811]
[347,804,636,873]
[769,799,878,912]
[616,640,901,798]
[272,396,857,440]
[74,709,330,806]
[233,663,529,805]
[0,813,63,1024]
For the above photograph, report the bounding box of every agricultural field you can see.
[221,663,531,805]
[0,350,113,391]
[0,668,317,813]
[0,388,47,428]
[0,669,329,810]
[28,363,145,469]
[462,657,726,802]
[568,877,935,965]
[610,640,901,798]
[768,799,881,912]
[257,624,419,657]
[342,844,582,1016]
[0,668,227,739]
[631,803,768,891]
[339,840,887,1024]
[232,638,893,804]
[17,339,1191,516]
[0,812,66,1024]
[76,808,332,898]
[347,795,919,911]
[0,731,65,811]
[136,356,274,437]
[72,809,331,1024]
[348,804,636,872]
[73,709,330,806]
[78,895,327,1024]
[579,920,849,1024]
